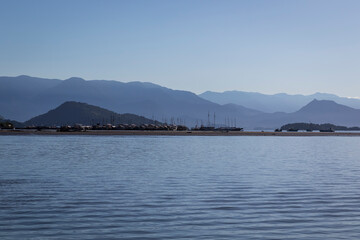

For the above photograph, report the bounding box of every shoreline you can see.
[1,130,360,136]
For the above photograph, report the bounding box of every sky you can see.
[1,0,360,97]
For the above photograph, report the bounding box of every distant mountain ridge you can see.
[250,99,360,129]
[2,75,360,129]
[20,99,360,129]
[199,90,360,113]
[0,75,261,126]
[25,101,158,126]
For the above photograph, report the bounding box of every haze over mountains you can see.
[0,75,261,126]
[248,99,360,129]
[2,75,360,129]
[200,91,360,113]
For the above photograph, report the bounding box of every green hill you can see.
[25,101,159,126]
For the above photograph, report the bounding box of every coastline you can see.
[1,129,360,136]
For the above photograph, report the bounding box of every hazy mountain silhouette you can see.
[0,75,62,121]
[1,76,262,125]
[2,76,360,129]
[25,101,159,126]
[251,99,360,129]
[200,90,360,113]
[291,99,360,125]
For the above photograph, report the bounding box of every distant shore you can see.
[1,129,360,136]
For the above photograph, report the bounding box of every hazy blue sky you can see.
[1,0,360,96]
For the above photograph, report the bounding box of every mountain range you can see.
[2,75,360,129]
[0,75,261,126]
[247,99,360,129]
[200,90,360,113]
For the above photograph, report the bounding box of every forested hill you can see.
[25,101,159,126]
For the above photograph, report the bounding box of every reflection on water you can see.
[1,135,360,239]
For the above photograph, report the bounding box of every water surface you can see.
[1,135,360,239]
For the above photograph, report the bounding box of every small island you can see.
[280,123,360,132]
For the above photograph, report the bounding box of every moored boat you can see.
[287,128,298,132]
[320,128,335,132]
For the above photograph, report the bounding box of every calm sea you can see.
[1,135,360,239]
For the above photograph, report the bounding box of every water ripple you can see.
[1,136,360,239]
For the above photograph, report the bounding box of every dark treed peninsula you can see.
[280,123,360,131]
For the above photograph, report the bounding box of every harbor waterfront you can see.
[1,135,360,239]
[1,129,360,136]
